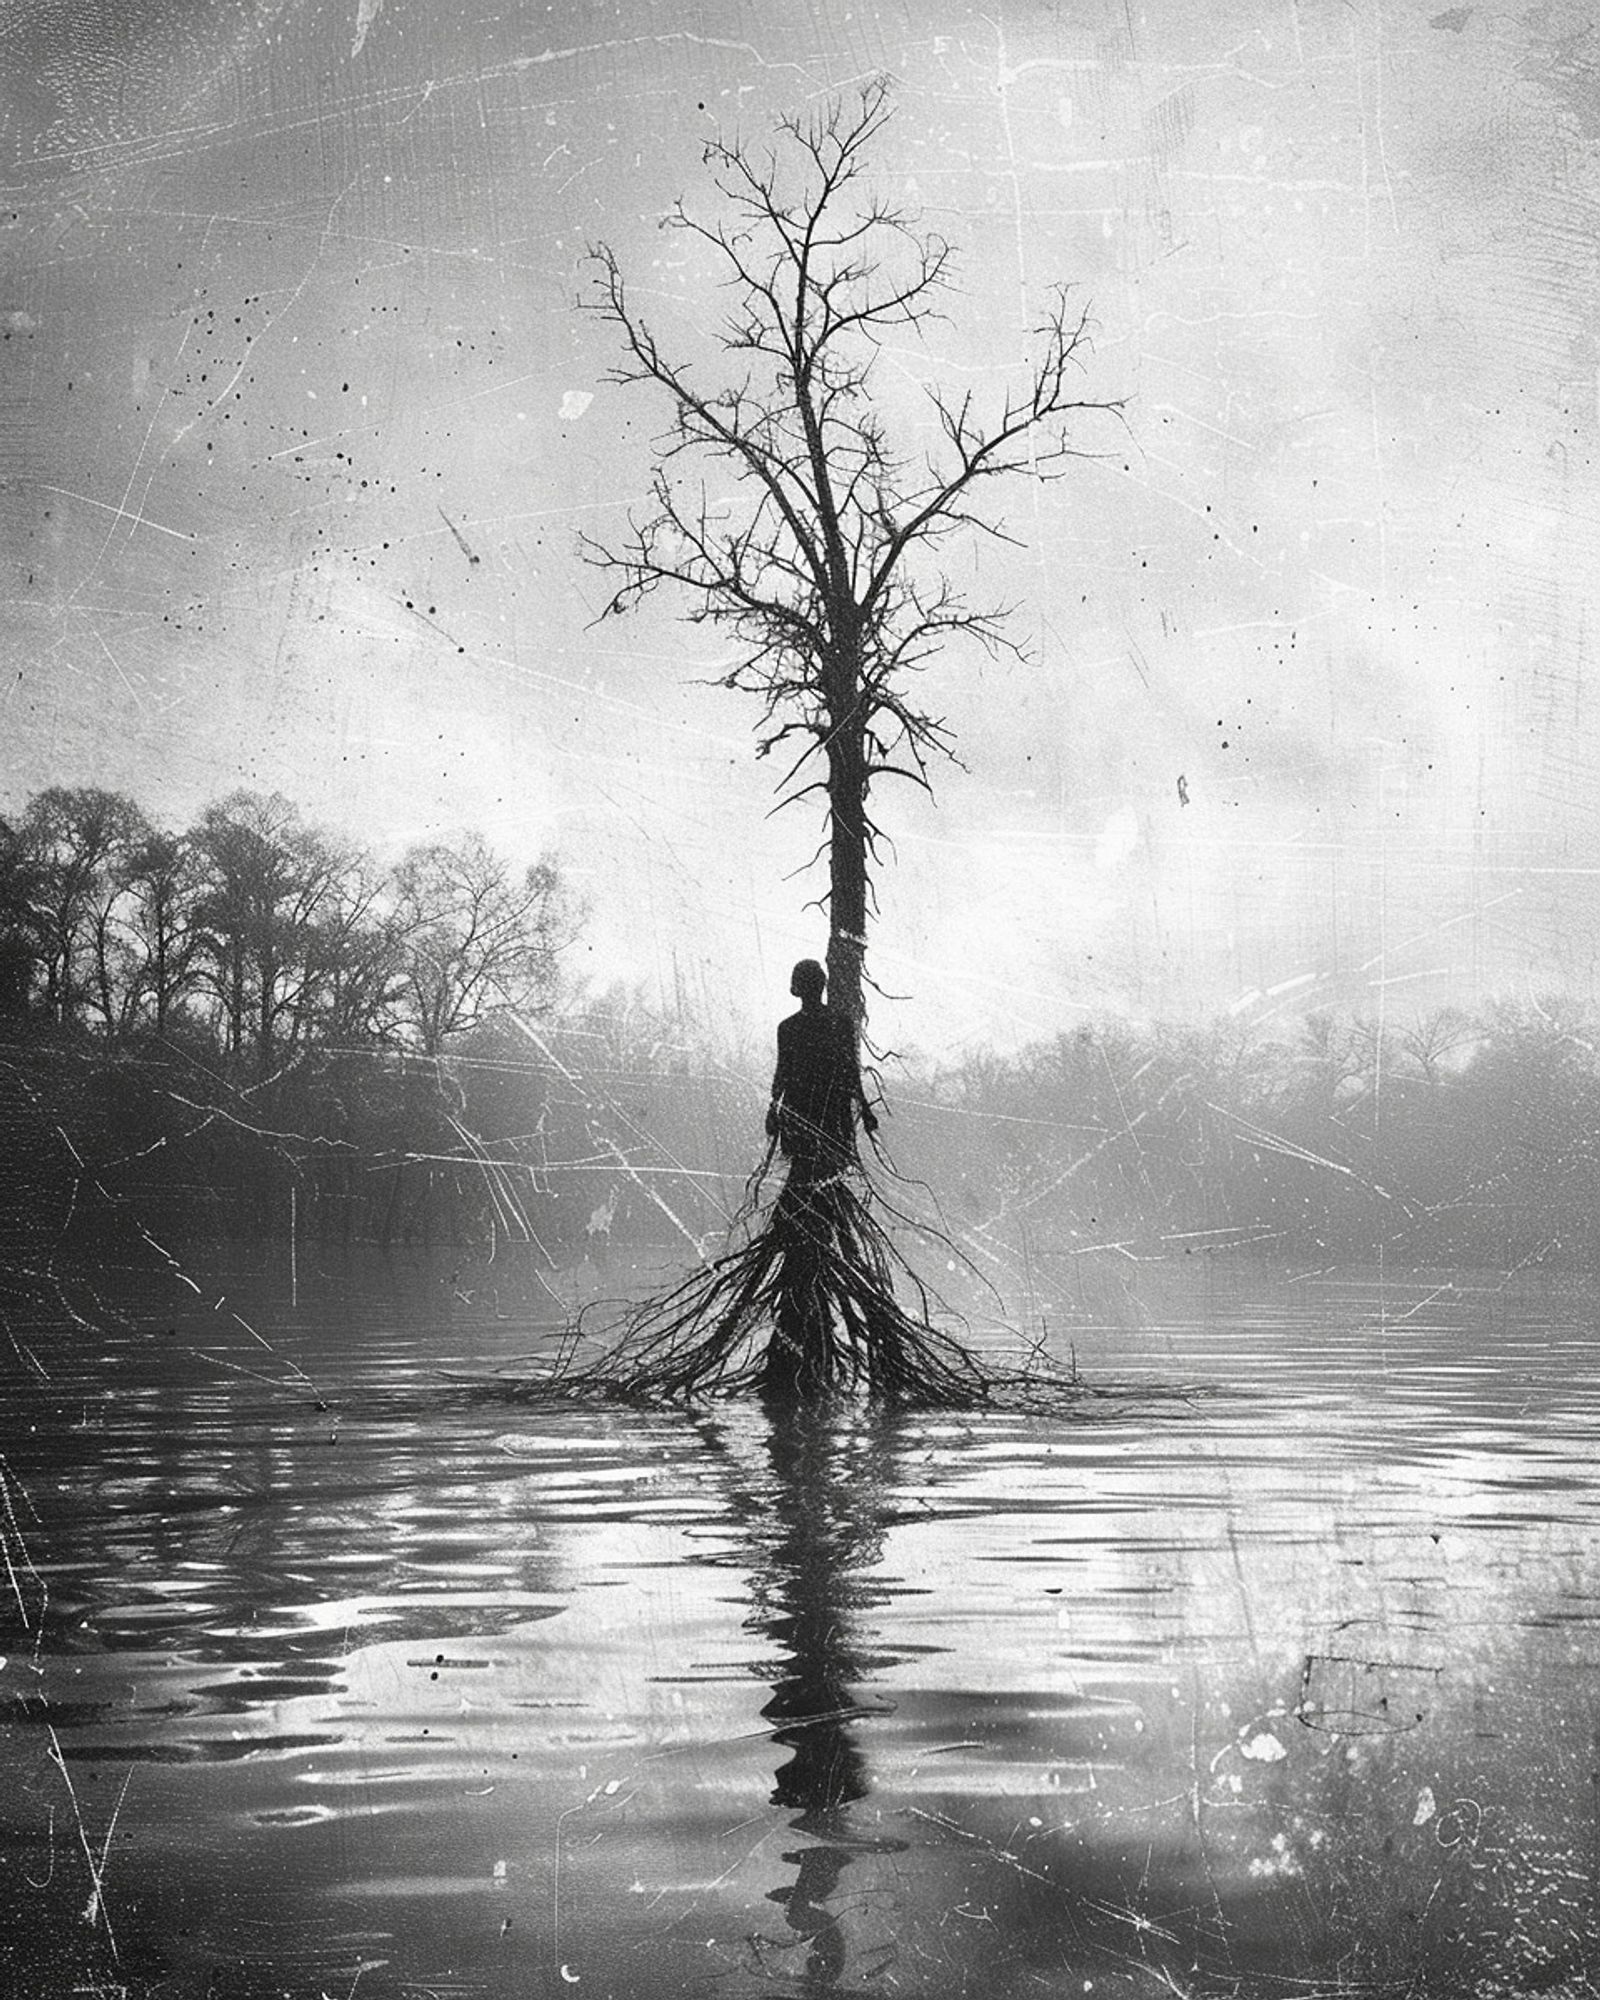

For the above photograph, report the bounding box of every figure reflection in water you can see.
[766,960,877,1185]
[715,1403,905,1993]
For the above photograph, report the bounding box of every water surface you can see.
[3,1248,1598,1996]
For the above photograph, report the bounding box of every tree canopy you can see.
[0,785,571,1067]
[585,80,1122,1026]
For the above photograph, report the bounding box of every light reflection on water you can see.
[3,1250,1599,1996]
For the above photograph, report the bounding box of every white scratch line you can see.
[1148,404,1261,453]
[1366,0,1401,236]
[45,1727,124,1964]
[1192,616,1323,639]
[1122,456,1270,571]
[64,314,197,607]
[39,487,193,543]
[87,623,145,709]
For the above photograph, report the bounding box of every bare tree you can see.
[23,786,148,1031]
[117,828,204,1039]
[0,814,44,1020]
[305,854,400,1050]
[190,791,353,1073]
[1396,1006,1477,1084]
[21,793,208,1043]
[389,835,569,1056]
[584,80,1121,1031]
[564,84,1117,1405]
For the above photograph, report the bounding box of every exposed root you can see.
[501,1146,1092,1411]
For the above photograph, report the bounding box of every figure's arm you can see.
[766,1026,788,1137]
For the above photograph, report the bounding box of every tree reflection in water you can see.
[706,1399,908,1995]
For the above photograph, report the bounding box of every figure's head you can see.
[790,958,826,1002]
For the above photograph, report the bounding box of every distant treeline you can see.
[3,784,1596,1269]
[0,782,652,1254]
[0,785,569,1061]
[897,1002,1600,1271]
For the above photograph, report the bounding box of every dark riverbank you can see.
[6,989,1599,1285]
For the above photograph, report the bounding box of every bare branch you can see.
[581,81,1119,1019]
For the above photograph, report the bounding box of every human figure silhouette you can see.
[765,960,877,1181]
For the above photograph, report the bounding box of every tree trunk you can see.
[761,1180,833,1400]
[259,964,273,1072]
[824,678,869,1034]
[228,949,245,1057]
[153,930,168,1037]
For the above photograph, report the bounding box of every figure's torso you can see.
[775,1005,855,1148]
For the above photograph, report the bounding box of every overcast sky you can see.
[4,0,1597,1056]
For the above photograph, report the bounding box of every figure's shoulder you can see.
[778,1005,844,1054]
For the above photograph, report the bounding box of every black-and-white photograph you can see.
[3,3,1598,1993]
